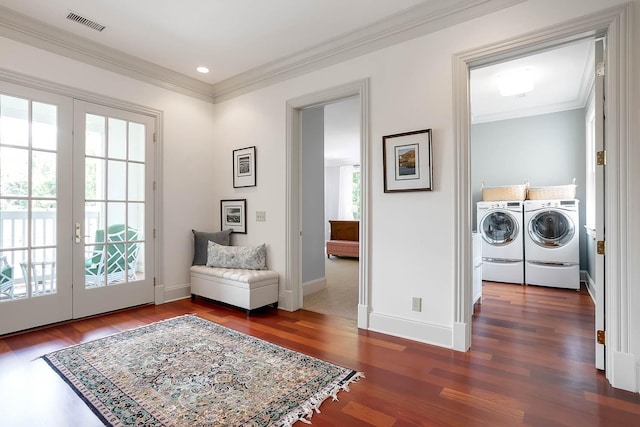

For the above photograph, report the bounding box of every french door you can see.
[72,101,155,318]
[0,82,73,334]
[0,82,155,335]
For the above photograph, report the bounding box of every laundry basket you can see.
[481,182,528,201]
[527,178,576,200]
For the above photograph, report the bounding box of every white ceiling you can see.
[470,39,594,123]
[0,0,426,85]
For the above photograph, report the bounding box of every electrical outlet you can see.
[412,297,422,312]
[256,211,266,222]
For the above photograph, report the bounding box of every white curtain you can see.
[337,165,354,219]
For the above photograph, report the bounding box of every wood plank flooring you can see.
[1,282,639,426]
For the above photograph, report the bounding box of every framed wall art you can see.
[233,146,256,188]
[383,129,433,192]
[221,199,247,234]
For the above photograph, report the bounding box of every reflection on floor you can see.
[303,256,358,320]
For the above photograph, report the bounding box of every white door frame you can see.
[452,5,633,390]
[285,79,370,329]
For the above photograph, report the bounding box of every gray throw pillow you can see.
[206,241,267,270]
[192,229,232,265]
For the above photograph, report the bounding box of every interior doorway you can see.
[453,7,632,387]
[301,97,361,321]
[285,79,370,329]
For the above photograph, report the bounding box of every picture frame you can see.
[220,199,247,234]
[383,129,433,192]
[233,146,256,188]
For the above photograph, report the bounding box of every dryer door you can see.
[528,210,575,247]
[480,211,519,246]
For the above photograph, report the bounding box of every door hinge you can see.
[154,277,156,286]
[153,181,156,191]
[597,240,605,255]
[597,329,605,345]
[597,150,606,166]
[153,229,156,238]
[596,62,605,77]
[153,132,157,143]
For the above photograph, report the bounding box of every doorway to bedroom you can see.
[301,96,360,321]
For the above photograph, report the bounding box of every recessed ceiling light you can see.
[196,66,210,74]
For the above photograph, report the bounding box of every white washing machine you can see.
[524,199,580,289]
[477,201,524,284]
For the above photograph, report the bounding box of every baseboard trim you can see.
[279,289,294,312]
[584,271,596,304]
[369,312,452,348]
[357,304,369,329]
[302,277,327,296]
[453,321,470,351]
[163,283,191,302]
[612,351,638,392]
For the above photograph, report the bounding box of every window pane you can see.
[128,163,145,202]
[0,249,27,301]
[107,160,126,200]
[32,102,57,151]
[108,118,127,160]
[85,157,105,200]
[86,114,105,157]
[128,122,145,162]
[32,151,57,198]
[0,147,28,196]
[0,200,27,248]
[31,201,56,247]
[107,202,126,230]
[128,202,144,239]
[85,202,104,245]
[0,95,29,147]
[28,248,56,296]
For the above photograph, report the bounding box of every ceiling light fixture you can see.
[196,66,210,74]
[496,68,534,97]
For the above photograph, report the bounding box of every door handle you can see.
[75,223,82,243]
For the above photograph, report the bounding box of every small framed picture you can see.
[383,129,433,192]
[221,199,247,234]
[233,146,256,188]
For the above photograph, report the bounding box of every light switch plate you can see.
[256,211,266,222]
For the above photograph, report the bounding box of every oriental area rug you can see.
[42,315,363,427]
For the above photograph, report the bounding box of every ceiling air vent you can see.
[66,11,106,32]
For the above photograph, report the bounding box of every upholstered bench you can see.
[190,266,279,314]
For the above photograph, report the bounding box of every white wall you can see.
[209,0,639,362]
[0,36,217,296]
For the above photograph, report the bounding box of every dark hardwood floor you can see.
[1,282,639,426]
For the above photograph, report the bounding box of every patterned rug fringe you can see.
[280,371,365,427]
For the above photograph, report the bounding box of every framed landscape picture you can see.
[383,129,433,192]
[221,199,247,234]
[233,146,256,188]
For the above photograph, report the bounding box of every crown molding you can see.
[0,1,525,104]
[210,0,526,102]
[0,5,216,103]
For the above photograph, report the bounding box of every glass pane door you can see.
[73,101,154,318]
[0,83,73,335]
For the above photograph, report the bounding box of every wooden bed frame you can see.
[326,220,359,258]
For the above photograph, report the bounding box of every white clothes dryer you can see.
[477,201,524,284]
[524,199,580,289]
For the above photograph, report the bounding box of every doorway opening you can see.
[301,97,361,321]
[454,6,632,389]
[285,79,370,329]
